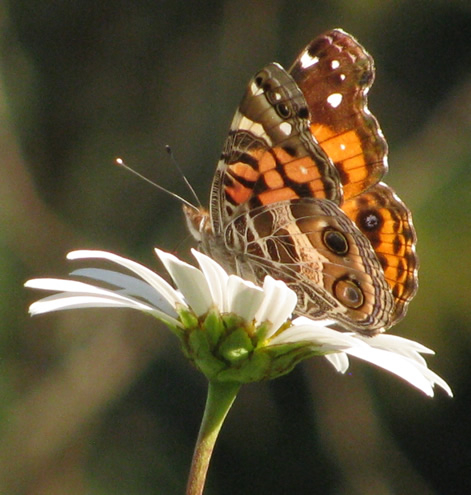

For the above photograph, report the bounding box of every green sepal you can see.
[218,328,254,365]
[217,349,271,382]
[178,306,199,329]
[221,313,251,334]
[217,342,320,383]
[261,343,321,379]
[188,328,226,379]
[174,304,322,384]
[253,321,271,341]
[202,308,224,348]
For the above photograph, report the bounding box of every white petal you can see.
[267,315,452,397]
[324,352,350,373]
[67,250,185,309]
[358,333,433,366]
[25,277,136,298]
[364,333,434,354]
[155,249,212,316]
[29,294,154,314]
[191,249,229,312]
[26,281,181,327]
[270,317,349,348]
[344,345,452,397]
[255,276,297,336]
[226,275,265,321]
[70,268,177,316]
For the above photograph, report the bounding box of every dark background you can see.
[1,1,470,494]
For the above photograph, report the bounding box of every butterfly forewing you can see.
[210,62,342,236]
[289,29,388,200]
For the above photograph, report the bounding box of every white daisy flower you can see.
[25,249,452,397]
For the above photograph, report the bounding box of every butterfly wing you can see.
[185,29,418,334]
[209,62,342,236]
[289,29,419,323]
[289,29,388,200]
[225,198,395,333]
[341,183,419,324]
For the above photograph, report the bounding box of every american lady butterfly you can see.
[184,29,418,336]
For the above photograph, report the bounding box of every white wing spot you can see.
[340,143,346,151]
[331,59,340,70]
[238,117,272,144]
[317,220,329,229]
[327,93,343,108]
[250,80,262,95]
[339,73,346,81]
[300,166,308,175]
[238,115,255,131]
[279,122,292,136]
[300,51,319,69]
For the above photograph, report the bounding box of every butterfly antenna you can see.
[165,145,202,208]
[115,158,199,211]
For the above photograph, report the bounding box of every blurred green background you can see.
[1,1,470,494]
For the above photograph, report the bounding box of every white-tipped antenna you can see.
[165,145,202,208]
[115,158,199,211]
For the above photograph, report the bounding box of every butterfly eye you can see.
[323,229,349,255]
[333,278,364,309]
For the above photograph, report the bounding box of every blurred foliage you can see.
[1,1,471,494]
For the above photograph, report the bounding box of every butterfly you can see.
[184,29,418,336]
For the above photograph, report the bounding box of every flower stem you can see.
[186,380,240,495]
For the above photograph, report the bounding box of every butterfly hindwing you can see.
[225,198,395,332]
[341,182,418,324]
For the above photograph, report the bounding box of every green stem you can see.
[186,380,240,495]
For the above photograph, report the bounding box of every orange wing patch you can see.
[341,183,418,324]
[310,123,370,199]
[225,144,338,208]
[263,169,285,189]
[228,161,260,182]
[225,181,253,205]
[258,187,299,205]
